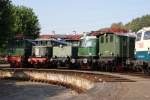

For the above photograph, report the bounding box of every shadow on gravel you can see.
[0,80,71,100]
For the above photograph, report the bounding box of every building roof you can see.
[39,34,81,41]
[90,27,129,36]
[65,35,81,41]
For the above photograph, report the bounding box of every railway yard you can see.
[1,0,150,100]
[0,65,150,100]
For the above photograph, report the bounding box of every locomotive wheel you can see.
[147,67,150,75]
[10,63,15,68]
[33,64,39,68]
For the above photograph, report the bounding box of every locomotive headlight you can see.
[148,48,150,54]
[99,53,102,56]
[134,49,136,55]
[28,58,31,62]
[89,53,92,56]
[134,52,136,55]
[62,59,66,63]
[17,59,21,62]
[93,59,96,63]
[4,57,8,62]
[83,58,88,64]
[71,59,75,63]
[110,52,112,55]
[50,58,53,62]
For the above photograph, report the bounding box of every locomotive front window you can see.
[36,41,41,46]
[72,41,79,46]
[80,39,96,47]
[43,41,47,46]
[136,33,142,41]
[106,36,108,43]
[16,40,25,48]
[144,31,150,40]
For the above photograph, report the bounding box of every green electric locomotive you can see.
[78,35,99,69]
[98,32,135,71]
[99,32,135,59]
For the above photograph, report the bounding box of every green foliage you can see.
[111,22,124,29]
[12,6,40,39]
[111,22,128,31]
[0,0,40,50]
[125,15,150,32]
[0,0,14,48]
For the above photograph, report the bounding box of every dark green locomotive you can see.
[98,32,135,71]
[99,33,135,59]
[6,39,34,67]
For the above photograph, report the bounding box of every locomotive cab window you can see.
[40,41,42,46]
[16,40,25,48]
[136,33,142,41]
[35,41,38,45]
[37,41,40,46]
[47,41,51,46]
[105,35,109,43]
[143,31,150,40]
[101,36,104,43]
[110,35,113,42]
[43,41,47,46]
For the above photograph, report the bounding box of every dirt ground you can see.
[0,71,150,100]
[0,80,77,100]
[118,78,150,100]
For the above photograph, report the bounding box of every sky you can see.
[12,0,150,35]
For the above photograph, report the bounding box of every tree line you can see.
[110,14,150,32]
[126,15,150,32]
[0,0,40,49]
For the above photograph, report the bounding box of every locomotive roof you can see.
[33,38,69,46]
[99,32,136,38]
[39,34,81,41]
[34,38,54,41]
[137,27,150,33]
[80,35,96,40]
[52,39,69,45]
[89,26,131,36]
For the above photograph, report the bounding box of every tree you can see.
[125,15,150,32]
[108,22,128,33]
[111,22,125,29]
[111,22,127,30]
[13,6,40,39]
[0,0,14,48]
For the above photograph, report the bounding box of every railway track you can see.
[0,68,135,83]
[0,64,150,81]
[119,72,150,79]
